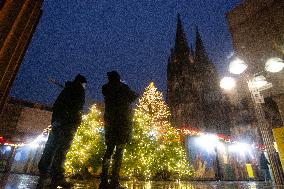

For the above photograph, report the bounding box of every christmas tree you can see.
[122,82,193,180]
[65,104,105,176]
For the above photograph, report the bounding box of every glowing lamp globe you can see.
[220,77,236,90]
[229,58,247,74]
[252,75,269,89]
[265,57,284,73]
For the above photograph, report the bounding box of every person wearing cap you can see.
[99,71,138,189]
[37,74,87,188]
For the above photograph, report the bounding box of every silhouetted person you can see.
[259,152,271,182]
[99,71,138,189]
[214,147,222,181]
[37,74,87,188]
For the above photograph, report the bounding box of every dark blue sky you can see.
[11,0,241,107]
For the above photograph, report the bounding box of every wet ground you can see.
[1,173,284,189]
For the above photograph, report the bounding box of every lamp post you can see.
[220,57,284,184]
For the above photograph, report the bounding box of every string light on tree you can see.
[65,104,105,176]
[122,82,193,180]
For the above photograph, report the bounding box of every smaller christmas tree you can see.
[65,104,105,176]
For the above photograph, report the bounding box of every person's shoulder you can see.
[59,81,72,93]
[102,83,111,95]
[102,83,109,90]
[66,81,84,93]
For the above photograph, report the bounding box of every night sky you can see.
[10,0,242,107]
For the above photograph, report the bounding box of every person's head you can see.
[107,71,120,83]
[74,74,87,88]
[261,151,265,156]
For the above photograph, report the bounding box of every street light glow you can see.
[252,75,270,89]
[28,134,48,149]
[265,57,284,73]
[228,142,251,156]
[195,134,219,152]
[229,58,248,74]
[220,77,236,90]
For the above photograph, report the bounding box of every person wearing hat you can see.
[99,71,138,189]
[37,74,87,188]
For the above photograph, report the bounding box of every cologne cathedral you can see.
[167,14,232,134]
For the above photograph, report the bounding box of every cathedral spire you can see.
[174,13,190,54]
[195,26,209,63]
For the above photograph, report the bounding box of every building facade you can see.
[227,0,284,122]
[0,0,44,114]
[227,0,284,181]
[167,14,232,134]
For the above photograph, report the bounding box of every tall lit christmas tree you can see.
[122,82,193,180]
[65,104,105,176]
[65,83,193,180]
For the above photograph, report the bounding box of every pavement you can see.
[1,173,284,189]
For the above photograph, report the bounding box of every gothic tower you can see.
[167,14,203,128]
[167,14,232,134]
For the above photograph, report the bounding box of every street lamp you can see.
[252,75,272,90]
[220,77,236,90]
[265,57,284,73]
[220,57,284,184]
[229,57,248,74]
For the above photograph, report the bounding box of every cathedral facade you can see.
[167,14,232,134]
